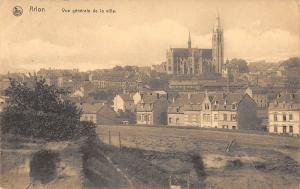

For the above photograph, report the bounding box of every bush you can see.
[191,153,206,178]
[30,150,60,184]
[0,78,90,141]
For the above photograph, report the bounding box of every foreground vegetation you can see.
[0,77,95,141]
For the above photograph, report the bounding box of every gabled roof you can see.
[170,48,212,59]
[78,103,105,114]
[269,93,300,110]
[275,93,300,104]
[210,93,244,111]
[118,94,134,102]
[246,86,269,94]
[183,104,202,111]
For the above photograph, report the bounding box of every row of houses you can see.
[0,86,298,136]
[111,89,300,136]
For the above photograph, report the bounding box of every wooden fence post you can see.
[108,129,111,145]
[187,172,190,189]
[119,132,122,149]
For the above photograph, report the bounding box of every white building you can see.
[113,94,135,112]
[268,93,300,136]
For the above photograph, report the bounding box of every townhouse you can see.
[268,93,300,136]
[113,93,136,112]
[78,102,121,125]
[136,93,168,125]
[167,92,258,130]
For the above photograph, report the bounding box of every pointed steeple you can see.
[214,11,222,31]
[188,32,191,48]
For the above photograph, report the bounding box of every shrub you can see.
[30,150,59,184]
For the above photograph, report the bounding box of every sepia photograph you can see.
[0,0,300,188]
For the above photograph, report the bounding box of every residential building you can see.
[168,94,189,126]
[79,103,120,125]
[113,94,135,112]
[167,92,258,130]
[208,93,257,130]
[268,93,300,136]
[136,94,168,125]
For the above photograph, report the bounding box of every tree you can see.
[112,65,124,71]
[0,78,88,141]
[228,58,249,73]
[280,57,300,69]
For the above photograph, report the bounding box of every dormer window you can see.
[232,104,236,110]
[205,104,210,110]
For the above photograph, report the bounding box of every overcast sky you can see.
[0,0,298,73]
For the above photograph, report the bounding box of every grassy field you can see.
[1,126,299,189]
[96,125,300,189]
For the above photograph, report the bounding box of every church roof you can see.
[170,48,212,59]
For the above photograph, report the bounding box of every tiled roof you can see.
[78,103,104,114]
[168,92,245,112]
[269,93,300,110]
[183,104,202,111]
[171,48,212,59]
[276,93,300,103]
[119,94,134,101]
[210,93,244,111]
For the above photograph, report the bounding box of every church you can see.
[166,15,224,76]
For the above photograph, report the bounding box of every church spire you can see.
[188,32,191,48]
[212,12,224,74]
[214,11,222,32]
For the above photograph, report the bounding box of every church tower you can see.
[212,13,224,73]
[188,32,191,48]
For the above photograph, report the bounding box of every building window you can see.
[222,125,228,129]
[289,114,293,121]
[274,113,277,121]
[283,126,287,133]
[283,114,286,121]
[231,114,236,121]
[141,114,144,121]
[232,126,236,130]
[214,114,218,121]
[205,104,210,110]
[274,125,277,133]
[176,118,179,124]
[223,114,227,121]
[169,117,172,124]
[232,104,236,110]
[289,126,293,133]
[203,114,211,122]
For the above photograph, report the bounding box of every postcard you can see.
[0,0,299,189]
